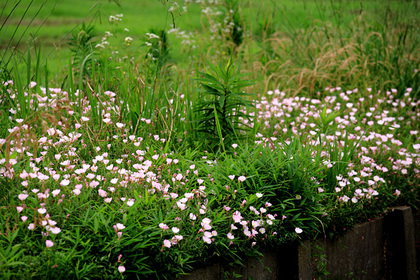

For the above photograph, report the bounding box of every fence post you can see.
[384,206,418,280]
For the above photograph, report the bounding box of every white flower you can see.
[295,227,303,234]
[60,179,70,186]
[18,194,29,201]
[52,190,61,197]
[50,227,61,234]
[238,176,246,182]
[116,223,125,230]
[127,199,135,207]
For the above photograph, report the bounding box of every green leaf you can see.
[219,95,225,108]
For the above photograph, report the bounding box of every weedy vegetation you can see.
[0,0,419,279]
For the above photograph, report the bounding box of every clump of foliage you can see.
[193,59,255,151]
[145,28,171,73]
[68,23,98,76]
[223,0,244,50]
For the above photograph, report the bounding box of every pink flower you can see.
[50,227,61,234]
[159,223,169,231]
[174,235,183,241]
[163,239,171,248]
[189,213,197,220]
[201,218,212,230]
[203,235,212,244]
[227,232,234,239]
[46,240,54,247]
[98,189,108,198]
[232,211,242,223]
[185,193,194,199]
[176,201,186,210]
[118,266,126,273]
[110,178,119,184]
[72,189,81,196]
[18,194,29,201]
[52,190,61,197]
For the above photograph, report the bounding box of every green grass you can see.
[2,0,418,89]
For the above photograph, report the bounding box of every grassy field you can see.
[2,0,419,92]
[0,0,419,279]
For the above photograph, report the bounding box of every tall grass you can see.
[248,0,419,97]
